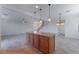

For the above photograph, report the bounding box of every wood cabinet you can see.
[39,36,49,53]
[33,34,39,49]
[26,33,30,43]
[27,32,55,54]
[29,33,34,45]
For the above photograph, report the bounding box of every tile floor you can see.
[55,35,79,54]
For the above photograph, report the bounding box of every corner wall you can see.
[65,15,79,39]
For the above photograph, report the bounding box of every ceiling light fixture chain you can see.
[39,8,42,20]
[48,4,51,22]
[48,4,51,18]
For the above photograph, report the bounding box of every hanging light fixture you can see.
[33,8,43,33]
[39,8,42,20]
[39,8,43,24]
[48,4,51,22]
[56,13,65,26]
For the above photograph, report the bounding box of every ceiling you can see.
[0,4,79,22]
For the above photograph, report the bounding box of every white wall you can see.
[1,4,79,39]
[0,6,2,36]
[2,19,34,35]
[65,15,79,39]
[1,6,58,35]
[0,19,1,36]
[1,9,34,35]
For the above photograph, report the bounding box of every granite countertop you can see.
[29,32,55,37]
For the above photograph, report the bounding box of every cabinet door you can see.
[39,36,49,53]
[33,34,39,48]
[29,33,34,45]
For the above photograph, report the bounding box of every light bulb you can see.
[39,20,42,23]
[35,5,39,8]
[48,18,51,22]
[34,31,37,33]
[61,23,64,25]
[56,23,60,26]
[56,23,64,26]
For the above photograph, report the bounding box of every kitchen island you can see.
[27,32,55,54]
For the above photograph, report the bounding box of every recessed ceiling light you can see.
[35,5,39,8]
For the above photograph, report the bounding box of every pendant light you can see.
[33,8,43,33]
[39,8,43,23]
[48,4,51,22]
[56,13,64,26]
